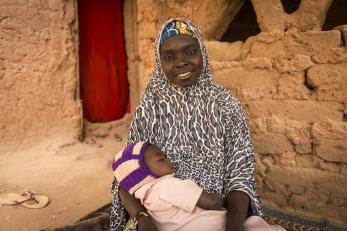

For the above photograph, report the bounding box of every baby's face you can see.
[143,145,175,177]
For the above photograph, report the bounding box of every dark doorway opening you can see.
[280,0,301,14]
[322,0,347,30]
[220,0,260,43]
[78,0,130,123]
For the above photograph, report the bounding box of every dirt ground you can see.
[0,115,132,231]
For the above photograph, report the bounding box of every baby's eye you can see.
[185,49,196,56]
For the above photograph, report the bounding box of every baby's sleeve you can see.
[157,177,203,213]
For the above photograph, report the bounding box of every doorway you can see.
[78,0,130,122]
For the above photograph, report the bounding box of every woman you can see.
[110,18,262,231]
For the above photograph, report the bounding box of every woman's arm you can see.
[225,191,249,231]
[110,182,127,231]
[220,94,263,230]
[196,190,225,210]
[119,188,158,231]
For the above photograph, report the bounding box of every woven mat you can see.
[263,207,346,231]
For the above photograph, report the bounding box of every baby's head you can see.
[112,141,175,194]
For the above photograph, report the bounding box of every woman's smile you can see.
[176,71,192,80]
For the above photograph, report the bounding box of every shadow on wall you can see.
[221,0,347,42]
[322,0,347,30]
[221,0,260,42]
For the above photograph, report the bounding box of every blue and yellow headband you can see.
[160,20,196,45]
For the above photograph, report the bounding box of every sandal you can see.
[0,190,49,209]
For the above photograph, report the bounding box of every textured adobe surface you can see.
[1,0,82,154]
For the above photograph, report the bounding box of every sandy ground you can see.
[0,115,132,231]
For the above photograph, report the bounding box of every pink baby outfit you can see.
[135,174,286,231]
[134,174,226,231]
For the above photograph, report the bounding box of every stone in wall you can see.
[251,117,312,156]
[247,100,343,121]
[312,47,347,64]
[318,160,341,173]
[252,133,294,155]
[242,57,272,70]
[312,120,347,163]
[273,55,314,74]
[265,166,347,221]
[213,66,279,100]
[241,30,285,59]
[307,63,347,102]
[266,116,286,134]
[334,25,347,48]
[277,151,297,167]
[245,29,342,59]
[275,72,316,100]
[287,30,342,56]
[295,154,315,168]
[285,120,312,154]
[205,41,243,61]
[248,117,267,134]
[262,191,288,208]
[1,0,82,153]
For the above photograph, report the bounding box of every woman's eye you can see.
[164,55,175,62]
[185,49,196,56]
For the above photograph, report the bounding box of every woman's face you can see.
[160,34,203,88]
[143,145,175,177]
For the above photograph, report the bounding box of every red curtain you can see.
[78,0,129,122]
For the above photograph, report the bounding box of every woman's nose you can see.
[175,61,189,69]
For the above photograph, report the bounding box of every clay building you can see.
[1,0,346,230]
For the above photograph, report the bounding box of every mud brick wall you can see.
[0,0,82,154]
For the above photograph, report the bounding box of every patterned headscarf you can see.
[110,18,262,230]
[160,20,196,45]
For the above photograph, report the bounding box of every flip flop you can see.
[0,190,49,209]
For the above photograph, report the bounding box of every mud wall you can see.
[135,0,347,224]
[0,0,82,154]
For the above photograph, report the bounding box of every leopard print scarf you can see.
[110,18,262,231]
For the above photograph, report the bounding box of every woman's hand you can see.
[119,187,143,216]
[118,188,158,231]
[225,191,249,231]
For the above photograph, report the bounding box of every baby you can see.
[112,141,285,231]
[112,141,226,231]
